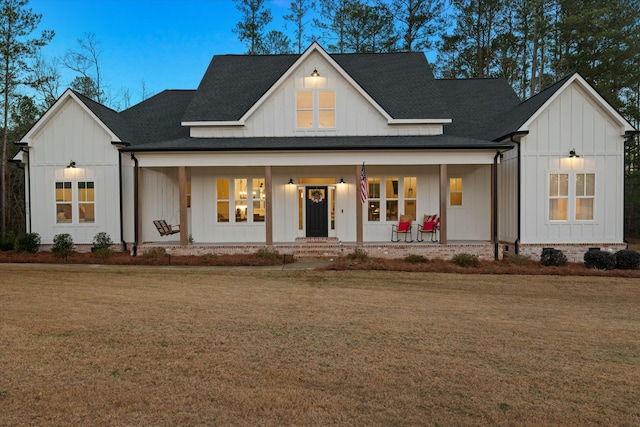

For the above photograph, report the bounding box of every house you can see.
[13,43,637,261]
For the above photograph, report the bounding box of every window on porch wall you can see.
[368,178,381,221]
[386,178,398,221]
[404,176,417,220]
[217,179,229,222]
[252,178,265,222]
[450,178,462,206]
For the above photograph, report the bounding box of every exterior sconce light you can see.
[569,149,580,158]
[288,178,294,185]
[67,160,76,168]
[339,177,345,184]
[311,68,319,77]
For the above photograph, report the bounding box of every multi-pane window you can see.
[367,178,381,221]
[385,178,398,221]
[450,178,463,206]
[55,182,72,223]
[217,179,230,222]
[296,90,335,129]
[218,178,266,223]
[252,178,266,222]
[404,177,417,220]
[576,173,595,220]
[366,176,417,222]
[78,182,95,223]
[56,181,95,224]
[549,173,569,221]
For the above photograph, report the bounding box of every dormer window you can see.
[296,90,335,129]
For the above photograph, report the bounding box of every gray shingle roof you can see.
[121,90,195,144]
[121,134,511,152]
[332,52,450,119]
[182,54,298,122]
[436,79,522,140]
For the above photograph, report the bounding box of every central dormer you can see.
[181,42,452,139]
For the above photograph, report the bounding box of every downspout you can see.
[510,134,523,254]
[15,148,30,232]
[131,152,139,256]
[494,150,500,260]
[118,150,127,252]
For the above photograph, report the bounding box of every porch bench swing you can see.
[153,219,180,236]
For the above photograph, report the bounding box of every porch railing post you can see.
[265,166,273,245]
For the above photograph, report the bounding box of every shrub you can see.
[349,248,369,261]
[15,232,41,253]
[257,248,280,260]
[405,254,427,264]
[614,250,640,270]
[583,250,615,270]
[51,233,74,260]
[0,231,16,251]
[452,253,479,267]
[142,247,166,258]
[540,248,567,267]
[92,232,113,250]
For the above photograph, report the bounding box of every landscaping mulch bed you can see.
[0,249,639,277]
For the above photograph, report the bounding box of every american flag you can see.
[360,162,368,204]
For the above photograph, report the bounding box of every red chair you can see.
[417,214,440,242]
[391,214,414,242]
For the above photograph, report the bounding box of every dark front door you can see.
[305,186,328,237]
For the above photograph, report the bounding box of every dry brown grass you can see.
[1,264,639,426]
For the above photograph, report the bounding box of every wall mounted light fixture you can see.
[339,177,345,184]
[288,178,294,185]
[311,68,319,77]
[569,149,580,158]
[67,160,76,168]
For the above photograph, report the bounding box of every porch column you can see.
[178,166,188,246]
[356,164,363,245]
[265,166,273,245]
[439,164,448,244]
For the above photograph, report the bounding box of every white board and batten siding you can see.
[520,81,626,244]
[26,97,122,245]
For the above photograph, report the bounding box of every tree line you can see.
[1,0,639,238]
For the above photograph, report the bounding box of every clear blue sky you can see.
[31,0,297,107]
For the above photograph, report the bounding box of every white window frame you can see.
[547,172,595,222]
[55,181,95,225]
[295,89,336,129]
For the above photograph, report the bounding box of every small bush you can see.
[614,250,640,270]
[51,233,74,260]
[540,248,567,267]
[257,248,280,260]
[0,231,16,251]
[143,247,166,258]
[452,253,479,267]
[15,232,41,253]
[92,232,113,250]
[405,254,427,264]
[349,248,369,261]
[583,250,615,270]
